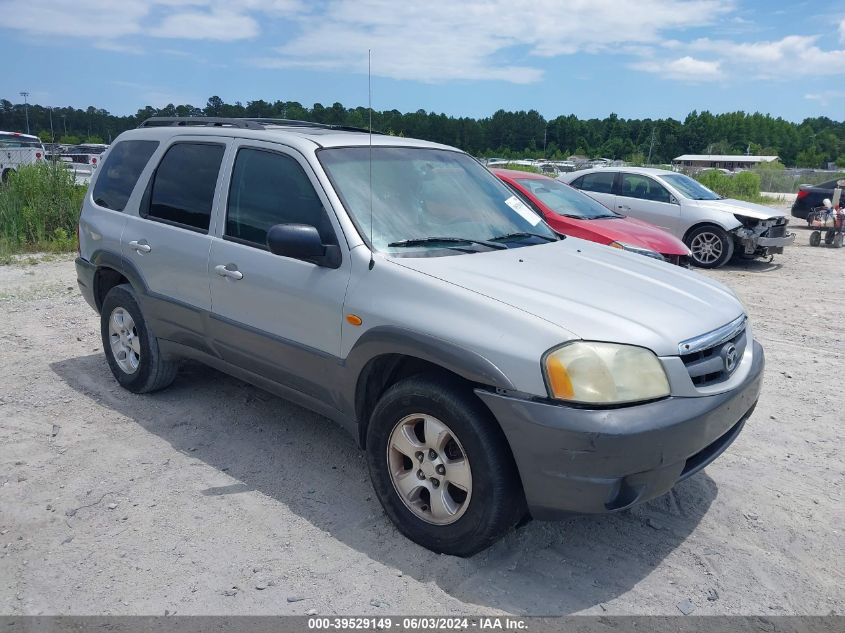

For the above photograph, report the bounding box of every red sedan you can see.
[493,169,690,266]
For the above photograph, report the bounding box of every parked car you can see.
[0,130,46,182]
[62,143,109,169]
[792,178,845,221]
[76,117,764,556]
[493,168,691,266]
[559,167,794,268]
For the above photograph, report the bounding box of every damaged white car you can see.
[559,167,794,268]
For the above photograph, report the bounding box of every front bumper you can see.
[756,234,795,248]
[476,340,764,520]
[75,256,98,312]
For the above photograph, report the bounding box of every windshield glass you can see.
[514,177,619,219]
[662,173,721,200]
[319,147,555,253]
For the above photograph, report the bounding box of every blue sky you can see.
[1,0,844,122]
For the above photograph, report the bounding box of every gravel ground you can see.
[0,220,843,616]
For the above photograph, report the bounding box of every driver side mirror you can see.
[669,195,679,205]
[266,224,341,268]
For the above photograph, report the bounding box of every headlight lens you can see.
[544,342,670,405]
[609,241,666,261]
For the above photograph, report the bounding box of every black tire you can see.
[825,230,835,245]
[100,284,178,393]
[366,374,525,557]
[1,169,13,184]
[810,231,822,247]
[834,233,844,249]
[685,225,734,268]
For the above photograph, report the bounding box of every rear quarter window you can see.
[92,140,159,211]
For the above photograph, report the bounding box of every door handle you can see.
[128,240,151,253]
[215,264,243,280]
[618,205,630,211]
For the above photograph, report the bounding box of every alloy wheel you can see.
[387,413,472,525]
[690,231,723,265]
[108,307,140,374]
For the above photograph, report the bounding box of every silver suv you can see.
[76,118,764,556]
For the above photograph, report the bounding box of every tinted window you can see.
[575,171,615,194]
[92,140,159,211]
[226,148,336,247]
[147,143,224,231]
[515,178,619,219]
[619,174,670,203]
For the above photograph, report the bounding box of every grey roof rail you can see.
[138,117,382,134]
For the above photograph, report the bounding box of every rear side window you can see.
[619,174,671,203]
[574,171,616,194]
[225,147,336,247]
[146,142,225,232]
[92,140,159,211]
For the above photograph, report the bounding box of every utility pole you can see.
[48,107,54,142]
[19,91,30,135]
[61,114,67,137]
[646,127,656,165]
[543,126,548,158]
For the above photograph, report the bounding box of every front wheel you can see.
[366,374,525,557]
[686,225,734,268]
[810,231,822,247]
[834,233,844,249]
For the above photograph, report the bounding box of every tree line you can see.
[1,96,843,168]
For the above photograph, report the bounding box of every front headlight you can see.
[543,341,670,405]
[609,241,666,261]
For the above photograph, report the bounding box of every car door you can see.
[122,137,230,349]
[207,141,351,403]
[569,170,617,209]
[615,173,682,235]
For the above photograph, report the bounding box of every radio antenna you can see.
[367,49,375,270]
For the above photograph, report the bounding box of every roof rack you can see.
[138,117,381,134]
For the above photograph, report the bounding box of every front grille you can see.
[680,320,747,387]
[764,222,787,239]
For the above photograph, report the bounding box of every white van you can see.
[0,131,47,182]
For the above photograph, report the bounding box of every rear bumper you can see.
[476,340,764,520]
[75,256,98,312]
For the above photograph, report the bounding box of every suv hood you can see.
[391,238,744,357]
[692,198,785,221]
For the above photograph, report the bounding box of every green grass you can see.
[0,163,85,262]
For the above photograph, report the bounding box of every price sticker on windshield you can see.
[505,195,541,226]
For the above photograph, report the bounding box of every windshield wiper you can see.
[489,231,559,242]
[387,237,508,250]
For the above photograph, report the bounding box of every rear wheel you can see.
[810,231,822,247]
[834,233,844,249]
[686,225,734,268]
[366,374,525,556]
[100,284,178,393]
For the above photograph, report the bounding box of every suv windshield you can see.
[319,147,556,253]
[514,177,619,219]
[661,173,721,200]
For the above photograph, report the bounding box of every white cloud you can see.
[632,56,722,81]
[150,9,259,41]
[257,0,731,83]
[840,19,845,43]
[688,35,845,79]
[0,0,300,41]
[1,0,149,38]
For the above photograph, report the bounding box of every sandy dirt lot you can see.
[1,220,843,616]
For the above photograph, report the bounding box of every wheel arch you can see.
[345,327,515,448]
[89,249,149,312]
[682,220,737,244]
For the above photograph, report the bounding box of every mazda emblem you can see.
[723,343,738,373]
